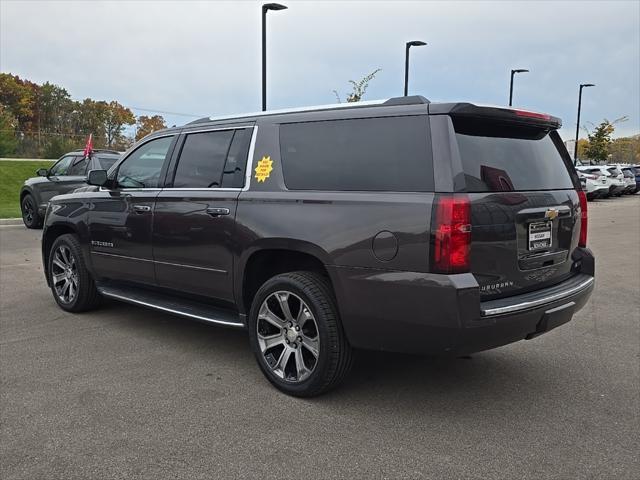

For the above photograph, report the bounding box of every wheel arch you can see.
[42,223,80,286]
[237,240,340,317]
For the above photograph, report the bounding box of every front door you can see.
[88,135,177,286]
[152,127,253,302]
[39,155,88,204]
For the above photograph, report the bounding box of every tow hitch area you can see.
[526,302,576,339]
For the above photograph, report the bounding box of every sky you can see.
[1,0,639,140]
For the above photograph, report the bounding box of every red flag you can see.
[83,134,93,158]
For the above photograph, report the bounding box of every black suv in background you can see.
[20,149,120,228]
[41,97,595,396]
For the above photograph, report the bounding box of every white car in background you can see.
[576,166,612,199]
[610,164,637,194]
[604,165,628,196]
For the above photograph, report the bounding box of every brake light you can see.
[514,109,551,121]
[577,190,588,247]
[432,195,471,273]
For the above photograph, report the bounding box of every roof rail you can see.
[188,95,430,125]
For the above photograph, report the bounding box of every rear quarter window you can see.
[279,116,433,191]
[453,119,574,192]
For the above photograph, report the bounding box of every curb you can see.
[0,218,24,226]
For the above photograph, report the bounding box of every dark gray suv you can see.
[20,149,120,228]
[40,96,595,396]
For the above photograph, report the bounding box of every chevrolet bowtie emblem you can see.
[545,208,559,220]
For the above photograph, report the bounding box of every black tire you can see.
[248,271,353,397]
[21,194,42,229]
[48,234,101,312]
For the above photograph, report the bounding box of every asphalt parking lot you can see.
[1,195,638,480]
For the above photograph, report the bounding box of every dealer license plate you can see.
[528,221,552,250]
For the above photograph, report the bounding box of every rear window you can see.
[280,116,433,191]
[453,119,574,192]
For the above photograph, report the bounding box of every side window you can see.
[117,136,174,188]
[222,128,252,188]
[67,156,89,176]
[49,156,74,176]
[280,116,433,191]
[173,130,234,188]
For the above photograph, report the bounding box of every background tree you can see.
[333,69,381,103]
[584,117,628,163]
[577,138,590,159]
[104,101,135,148]
[136,115,167,141]
[0,73,35,130]
[608,135,640,164]
[0,105,18,156]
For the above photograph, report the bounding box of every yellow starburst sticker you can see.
[254,155,273,183]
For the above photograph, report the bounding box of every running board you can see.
[96,284,245,328]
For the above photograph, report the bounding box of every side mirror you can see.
[87,169,108,187]
[36,168,48,177]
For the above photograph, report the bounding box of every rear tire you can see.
[48,234,101,312]
[248,271,353,397]
[21,194,42,229]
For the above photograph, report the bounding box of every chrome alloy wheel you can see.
[256,291,320,383]
[51,245,78,304]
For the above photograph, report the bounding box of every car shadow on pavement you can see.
[99,299,560,416]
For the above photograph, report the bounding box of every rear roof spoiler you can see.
[429,102,562,129]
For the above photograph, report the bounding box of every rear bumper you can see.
[329,249,595,355]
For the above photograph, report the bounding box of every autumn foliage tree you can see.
[136,115,167,141]
[0,72,136,157]
[583,117,628,163]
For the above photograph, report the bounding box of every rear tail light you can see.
[514,109,551,121]
[577,190,588,247]
[432,195,471,274]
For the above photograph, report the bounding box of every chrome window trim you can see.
[98,126,257,192]
[160,188,242,192]
[481,276,594,317]
[181,125,254,135]
[242,125,258,192]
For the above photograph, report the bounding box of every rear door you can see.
[152,126,253,302]
[442,113,582,299]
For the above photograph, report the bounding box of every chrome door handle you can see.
[132,205,151,213]
[206,207,230,217]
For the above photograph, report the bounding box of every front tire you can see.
[248,271,353,397]
[48,234,101,312]
[21,194,42,229]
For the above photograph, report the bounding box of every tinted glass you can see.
[280,116,433,191]
[97,156,118,170]
[67,156,89,176]
[117,136,173,188]
[222,128,252,188]
[49,156,74,176]
[454,120,574,192]
[173,130,234,188]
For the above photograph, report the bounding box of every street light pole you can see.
[404,41,426,96]
[574,83,595,165]
[508,68,529,106]
[262,3,287,112]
